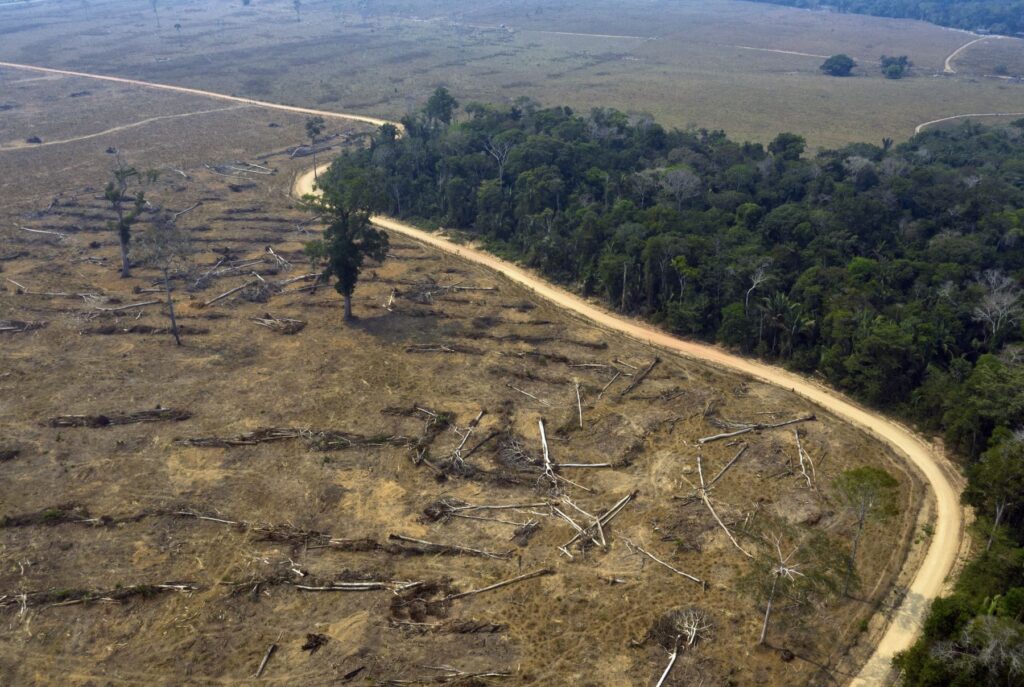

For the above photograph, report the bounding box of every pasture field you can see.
[0,0,1021,147]
[0,75,929,685]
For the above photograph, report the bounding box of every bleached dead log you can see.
[17,225,66,239]
[574,382,583,428]
[203,279,258,307]
[449,410,485,472]
[626,540,706,588]
[94,300,160,313]
[255,643,276,678]
[538,419,558,489]
[794,429,816,490]
[697,455,753,558]
[597,370,621,400]
[388,667,511,685]
[276,272,320,286]
[293,582,392,592]
[5,278,102,300]
[172,202,202,221]
[697,414,815,444]
[560,491,637,554]
[654,636,681,687]
[507,383,550,406]
[706,444,748,490]
[264,246,291,270]
[444,568,554,602]
[561,496,604,546]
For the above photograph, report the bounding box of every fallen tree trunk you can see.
[697,415,815,444]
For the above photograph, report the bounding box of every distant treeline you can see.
[746,0,1024,35]
[320,91,1024,684]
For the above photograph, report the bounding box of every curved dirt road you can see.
[0,59,962,685]
[916,111,1024,133]
[296,166,962,686]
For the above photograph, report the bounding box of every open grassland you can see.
[0,0,1021,148]
[951,36,1024,80]
[0,80,928,685]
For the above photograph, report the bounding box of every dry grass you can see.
[0,82,926,685]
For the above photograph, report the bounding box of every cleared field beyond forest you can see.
[0,0,1021,147]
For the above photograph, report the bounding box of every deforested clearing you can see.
[0,123,923,685]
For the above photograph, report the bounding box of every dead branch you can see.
[626,540,706,589]
[0,320,47,334]
[255,644,276,678]
[387,534,513,560]
[293,581,394,592]
[17,225,66,240]
[655,636,681,687]
[697,415,815,444]
[388,666,512,685]
[264,246,291,271]
[697,456,753,558]
[507,383,550,406]
[618,357,660,397]
[47,408,191,428]
[0,583,199,610]
[172,202,202,221]
[794,429,816,490]
[406,343,483,355]
[203,279,258,307]
[5,278,102,300]
[706,444,748,490]
[597,370,622,400]
[444,568,554,602]
[560,491,637,555]
[251,313,306,335]
[93,300,160,313]
[175,427,411,450]
[538,419,558,490]
[574,382,583,428]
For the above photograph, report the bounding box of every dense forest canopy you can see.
[321,93,1024,684]
[746,0,1024,35]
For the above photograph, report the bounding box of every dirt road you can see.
[915,111,1024,133]
[0,61,394,129]
[0,58,963,685]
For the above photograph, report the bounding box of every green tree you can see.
[820,54,856,77]
[881,55,911,79]
[424,87,458,127]
[104,160,146,278]
[965,440,1024,551]
[302,165,388,321]
[767,132,806,162]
